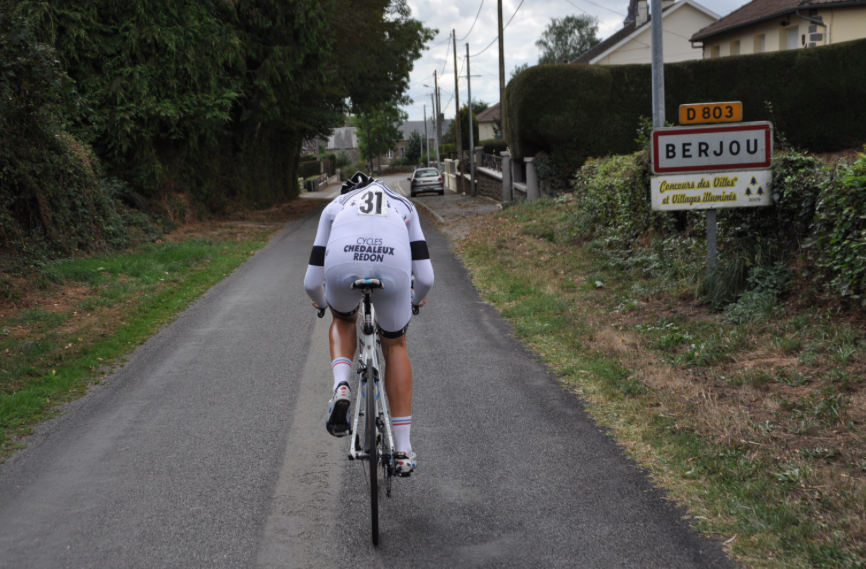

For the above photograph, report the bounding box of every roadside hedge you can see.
[299,160,321,179]
[506,38,866,161]
[482,139,508,155]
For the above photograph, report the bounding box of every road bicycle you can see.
[317,277,419,545]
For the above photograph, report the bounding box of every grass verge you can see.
[457,201,866,568]
[1,200,320,461]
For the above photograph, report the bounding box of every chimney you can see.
[636,0,648,26]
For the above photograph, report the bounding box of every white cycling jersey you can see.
[303,181,434,336]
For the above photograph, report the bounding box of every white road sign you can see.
[651,169,773,211]
[652,122,772,174]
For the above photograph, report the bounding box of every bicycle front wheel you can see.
[365,361,379,545]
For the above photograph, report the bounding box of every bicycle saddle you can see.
[352,278,385,290]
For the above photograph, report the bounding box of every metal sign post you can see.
[650,0,665,128]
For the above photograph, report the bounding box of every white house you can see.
[572,0,719,65]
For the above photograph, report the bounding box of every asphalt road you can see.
[0,176,734,568]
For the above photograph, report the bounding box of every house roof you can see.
[572,20,640,64]
[572,0,718,64]
[691,0,866,41]
[476,102,500,123]
[398,119,451,142]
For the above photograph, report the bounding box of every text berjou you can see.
[664,139,760,159]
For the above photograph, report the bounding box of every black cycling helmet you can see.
[340,171,376,194]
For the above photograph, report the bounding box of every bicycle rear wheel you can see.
[365,361,379,545]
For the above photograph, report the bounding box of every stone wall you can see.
[476,169,502,201]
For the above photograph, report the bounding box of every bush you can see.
[299,160,321,179]
[0,14,137,259]
[506,38,866,161]
[482,140,508,155]
[568,152,668,246]
[304,175,321,192]
[564,138,866,310]
[812,152,866,300]
[350,161,370,176]
[389,157,409,167]
[440,143,456,155]
[335,150,352,169]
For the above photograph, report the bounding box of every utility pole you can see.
[433,70,441,152]
[365,114,373,173]
[497,0,506,139]
[650,0,665,128]
[423,104,428,167]
[452,30,463,162]
[431,93,440,170]
[466,43,476,197]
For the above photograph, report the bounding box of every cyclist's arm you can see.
[408,209,434,305]
[303,202,337,308]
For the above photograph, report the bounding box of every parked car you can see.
[408,168,444,197]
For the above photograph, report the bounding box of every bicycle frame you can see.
[348,286,395,469]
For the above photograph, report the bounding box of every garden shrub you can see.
[568,151,667,246]
[299,161,321,179]
[335,150,352,169]
[0,13,140,260]
[481,140,508,155]
[506,38,866,161]
[563,139,866,309]
[812,152,866,300]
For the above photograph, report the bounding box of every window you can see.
[710,45,720,58]
[786,26,799,50]
[754,34,766,53]
[731,40,740,55]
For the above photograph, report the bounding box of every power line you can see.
[565,0,625,17]
[561,0,621,31]
[441,32,451,76]
[456,0,485,41]
[430,34,452,47]
[469,0,527,57]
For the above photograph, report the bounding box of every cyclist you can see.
[303,172,434,476]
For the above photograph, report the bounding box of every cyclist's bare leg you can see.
[380,335,412,417]
[329,308,358,362]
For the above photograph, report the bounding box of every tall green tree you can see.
[536,15,600,64]
[331,0,435,114]
[352,104,407,170]
[404,130,423,165]
[444,105,480,151]
[11,0,243,190]
[7,0,432,209]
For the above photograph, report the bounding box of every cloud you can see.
[402,0,753,120]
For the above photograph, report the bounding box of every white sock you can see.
[392,416,412,454]
[331,358,352,391]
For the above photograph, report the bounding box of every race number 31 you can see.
[358,189,388,216]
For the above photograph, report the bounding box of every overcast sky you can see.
[402,0,751,121]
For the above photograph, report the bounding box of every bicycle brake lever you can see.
[317,308,326,318]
